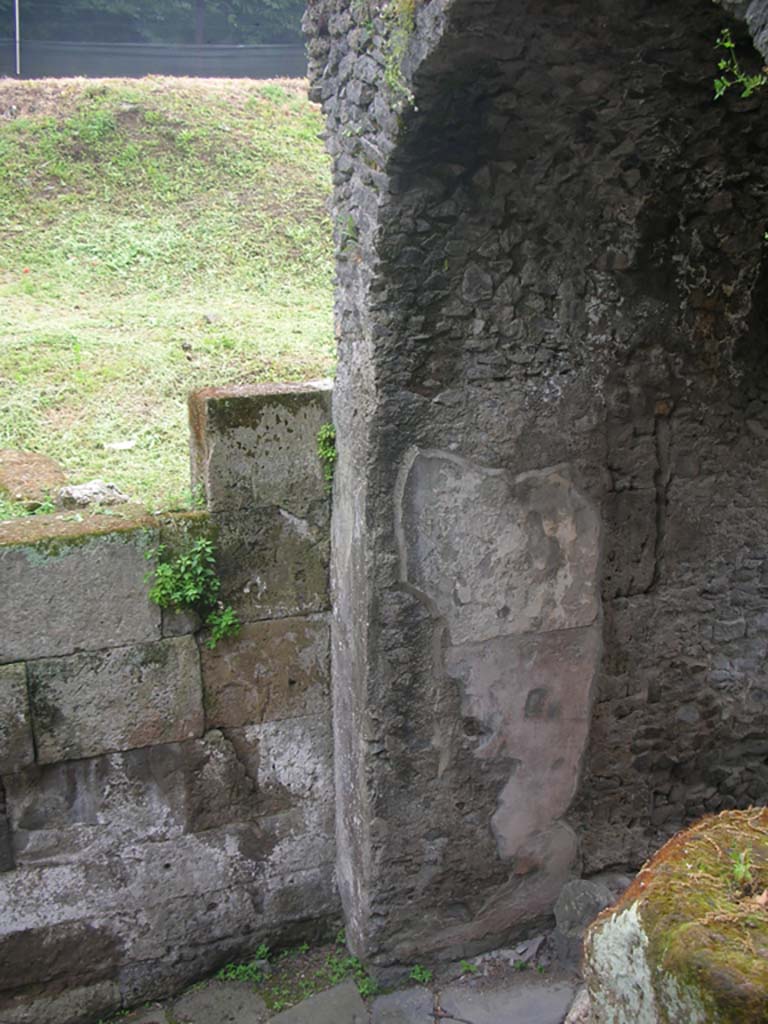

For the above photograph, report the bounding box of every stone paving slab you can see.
[121,1005,170,1024]
[371,986,433,1023]
[171,980,269,1023]
[269,980,367,1024]
[439,978,577,1024]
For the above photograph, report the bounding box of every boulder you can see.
[584,809,768,1023]
[0,450,66,509]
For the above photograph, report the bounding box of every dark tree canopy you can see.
[0,0,304,44]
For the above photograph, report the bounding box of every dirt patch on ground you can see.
[0,76,311,122]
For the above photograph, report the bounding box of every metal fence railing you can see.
[0,39,307,79]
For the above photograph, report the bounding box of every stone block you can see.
[6,730,264,862]
[171,980,268,1023]
[0,521,161,664]
[27,637,203,764]
[0,920,121,1024]
[270,980,367,1024]
[216,507,329,622]
[0,980,121,1024]
[189,382,333,516]
[553,878,613,965]
[439,978,577,1024]
[371,987,433,1024]
[0,662,34,774]
[201,615,330,729]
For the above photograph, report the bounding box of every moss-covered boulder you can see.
[583,809,768,1023]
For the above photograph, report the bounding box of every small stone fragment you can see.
[57,479,130,508]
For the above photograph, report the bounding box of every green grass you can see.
[216,938,380,1012]
[0,77,334,513]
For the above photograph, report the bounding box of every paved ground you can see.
[119,943,581,1024]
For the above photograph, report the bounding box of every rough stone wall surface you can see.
[307,0,768,964]
[0,383,337,1024]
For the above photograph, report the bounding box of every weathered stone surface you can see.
[171,980,268,1023]
[439,978,578,1024]
[57,479,130,508]
[216,506,329,622]
[0,919,121,1023]
[27,637,203,763]
[371,986,433,1024]
[398,451,601,645]
[446,626,600,860]
[584,809,768,1023]
[6,730,263,861]
[0,812,14,872]
[270,980,367,1024]
[201,615,330,729]
[122,1005,170,1024]
[0,524,161,663]
[0,662,34,774]
[0,449,66,507]
[0,980,121,1024]
[189,382,333,516]
[563,988,592,1024]
[553,879,614,966]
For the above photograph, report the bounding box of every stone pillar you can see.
[308,0,768,966]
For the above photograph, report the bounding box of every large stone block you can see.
[216,507,329,621]
[6,730,264,863]
[189,382,333,516]
[27,637,203,764]
[201,615,330,729]
[0,662,34,774]
[0,518,160,664]
[0,919,121,1024]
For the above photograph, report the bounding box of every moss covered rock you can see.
[584,809,768,1023]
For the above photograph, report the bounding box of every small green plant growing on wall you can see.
[317,423,337,493]
[383,0,417,107]
[714,28,767,99]
[146,536,240,649]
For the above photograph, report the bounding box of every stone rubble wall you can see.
[307,0,768,966]
[0,382,338,1024]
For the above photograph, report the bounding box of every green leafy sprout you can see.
[317,422,337,493]
[730,847,753,889]
[145,536,240,649]
[409,963,432,984]
[714,28,768,100]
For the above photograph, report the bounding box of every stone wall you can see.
[306,0,768,966]
[0,382,337,1024]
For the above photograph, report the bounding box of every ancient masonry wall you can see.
[306,0,768,965]
[0,382,338,1024]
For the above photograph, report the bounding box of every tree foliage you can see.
[0,0,304,44]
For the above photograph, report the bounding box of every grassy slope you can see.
[0,77,333,513]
